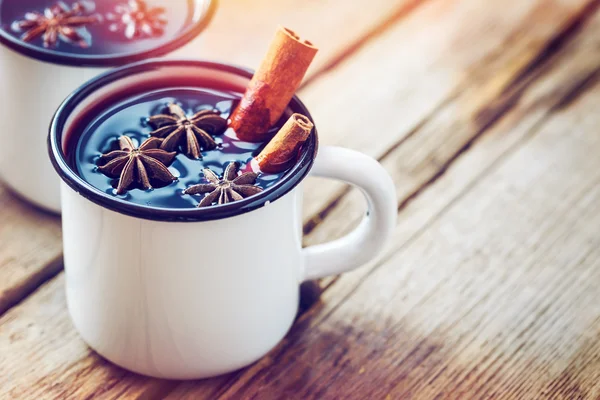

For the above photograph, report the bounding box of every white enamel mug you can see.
[0,0,216,213]
[48,60,397,379]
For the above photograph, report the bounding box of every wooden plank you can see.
[0,186,61,314]
[298,0,598,222]
[212,44,600,400]
[175,4,600,400]
[189,0,420,79]
[1,1,597,399]
[304,0,600,248]
[300,1,600,308]
[0,0,423,317]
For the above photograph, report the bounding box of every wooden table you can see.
[2,0,600,398]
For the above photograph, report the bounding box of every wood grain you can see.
[0,186,61,315]
[213,44,600,400]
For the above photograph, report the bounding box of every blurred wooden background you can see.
[2,0,600,398]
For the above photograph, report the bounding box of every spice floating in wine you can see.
[11,1,100,48]
[254,114,314,173]
[229,26,318,142]
[107,0,167,39]
[148,103,227,159]
[68,86,292,209]
[97,136,176,194]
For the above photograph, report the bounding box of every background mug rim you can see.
[0,0,218,68]
[48,58,319,222]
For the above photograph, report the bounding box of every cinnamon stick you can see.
[230,27,318,142]
[255,113,313,173]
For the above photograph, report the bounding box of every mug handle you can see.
[302,146,397,281]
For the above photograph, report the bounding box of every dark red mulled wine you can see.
[66,84,291,209]
[1,0,197,55]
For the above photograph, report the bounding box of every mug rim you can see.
[48,59,319,222]
[0,0,217,68]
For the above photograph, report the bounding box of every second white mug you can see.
[0,0,217,212]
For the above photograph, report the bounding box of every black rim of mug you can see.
[48,59,319,222]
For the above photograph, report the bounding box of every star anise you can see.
[11,1,100,48]
[97,136,177,194]
[184,162,263,207]
[108,0,167,39]
[148,103,227,159]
